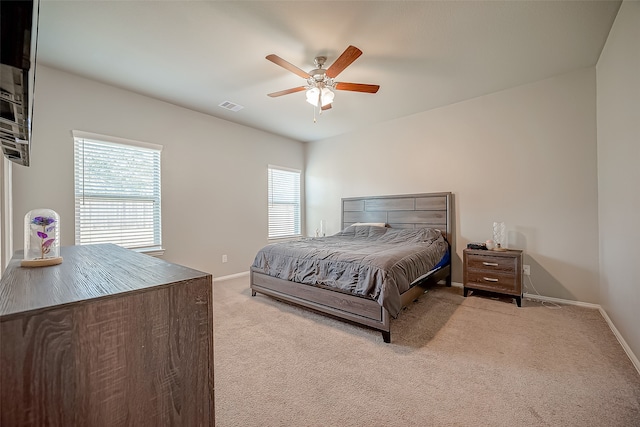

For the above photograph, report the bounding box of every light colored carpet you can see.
[213,277,640,426]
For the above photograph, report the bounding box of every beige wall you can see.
[306,68,600,303]
[0,157,12,273]
[596,1,640,362]
[11,65,305,277]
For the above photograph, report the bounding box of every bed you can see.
[250,192,453,343]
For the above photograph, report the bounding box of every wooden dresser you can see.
[0,244,214,426]
[463,248,523,307]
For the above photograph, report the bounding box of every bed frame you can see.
[250,192,453,343]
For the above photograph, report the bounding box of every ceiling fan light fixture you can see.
[306,87,320,106]
[306,86,334,107]
[321,87,334,106]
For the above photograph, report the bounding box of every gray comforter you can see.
[251,225,448,317]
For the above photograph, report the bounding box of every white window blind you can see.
[73,131,162,252]
[268,166,301,239]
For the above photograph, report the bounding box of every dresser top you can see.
[0,244,211,319]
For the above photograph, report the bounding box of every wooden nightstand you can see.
[463,248,523,307]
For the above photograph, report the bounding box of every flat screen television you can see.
[0,0,39,167]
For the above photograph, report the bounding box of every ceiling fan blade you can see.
[267,86,307,97]
[334,82,380,94]
[321,103,332,111]
[266,54,310,79]
[325,45,363,78]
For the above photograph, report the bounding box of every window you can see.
[73,131,162,253]
[268,166,301,239]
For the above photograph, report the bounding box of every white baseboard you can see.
[598,307,640,376]
[523,292,600,309]
[214,271,250,282]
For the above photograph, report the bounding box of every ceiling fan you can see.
[266,45,380,114]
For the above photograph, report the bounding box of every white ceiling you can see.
[36,0,621,142]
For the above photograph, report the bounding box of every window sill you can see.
[132,247,165,257]
[268,235,303,243]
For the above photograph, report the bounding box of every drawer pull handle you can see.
[482,262,499,266]
[483,277,499,282]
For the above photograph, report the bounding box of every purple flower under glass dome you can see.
[23,209,62,266]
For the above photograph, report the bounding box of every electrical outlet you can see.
[222,254,228,263]
[523,265,530,276]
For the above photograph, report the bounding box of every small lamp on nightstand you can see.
[492,221,507,251]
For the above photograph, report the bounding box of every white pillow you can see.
[352,222,386,227]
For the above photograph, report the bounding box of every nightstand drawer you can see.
[465,271,518,292]
[466,254,516,274]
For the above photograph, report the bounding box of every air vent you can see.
[218,101,244,112]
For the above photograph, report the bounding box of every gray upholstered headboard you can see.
[341,192,453,245]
